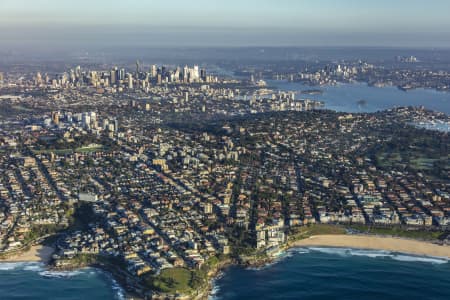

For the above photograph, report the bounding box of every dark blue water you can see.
[270,81,450,114]
[2,249,449,300]
[0,262,123,300]
[211,247,450,300]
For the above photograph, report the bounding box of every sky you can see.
[1,0,450,49]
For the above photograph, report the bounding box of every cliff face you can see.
[52,252,278,300]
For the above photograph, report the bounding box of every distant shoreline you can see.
[291,235,450,259]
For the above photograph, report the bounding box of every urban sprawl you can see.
[0,63,449,298]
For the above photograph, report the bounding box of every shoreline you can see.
[289,234,450,259]
[2,234,450,299]
[0,245,54,263]
[204,234,450,297]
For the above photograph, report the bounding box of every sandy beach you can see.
[0,245,54,263]
[292,235,450,258]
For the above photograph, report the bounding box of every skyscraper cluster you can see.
[30,64,218,92]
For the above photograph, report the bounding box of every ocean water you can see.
[0,262,124,300]
[269,80,450,114]
[210,247,450,300]
[2,249,449,300]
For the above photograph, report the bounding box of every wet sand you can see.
[292,235,450,258]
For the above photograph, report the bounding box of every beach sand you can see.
[1,245,54,263]
[292,235,450,258]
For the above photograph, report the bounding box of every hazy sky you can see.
[1,0,450,49]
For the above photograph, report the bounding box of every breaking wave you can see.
[95,268,125,300]
[391,255,448,264]
[23,263,46,271]
[0,263,126,298]
[308,247,392,258]
[208,272,224,300]
[307,247,448,264]
[111,278,125,300]
[104,273,125,300]
[246,248,311,271]
[0,262,45,271]
[0,262,90,277]
[38,270,84,278]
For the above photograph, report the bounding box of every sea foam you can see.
[208,273,223,300]
[288,248,311,255]
[96,268,126,300]
[0,262,26,271]
[246,248,311,271]
[307,247,449,264]
[346,249,393,258]
[308,247,393,258]
[38,270,84,278]
[0,262,45,271]
[391,255,448,264]
[111,278,126,300]
[22,262,46,271]
[0,263,126,298]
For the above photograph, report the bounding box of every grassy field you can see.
[289,224,444,241]
[145,257,225,294]
[151,268,193,293]
[410,157,438,170]
[347,224,444,240]
[75,145,105,153]
[376,152,402,168]
[376,150,446,171]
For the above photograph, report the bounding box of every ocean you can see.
[210,247,450,300]
[269,80,450,115]
[1,248,449,299]
[0,262,124,300]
